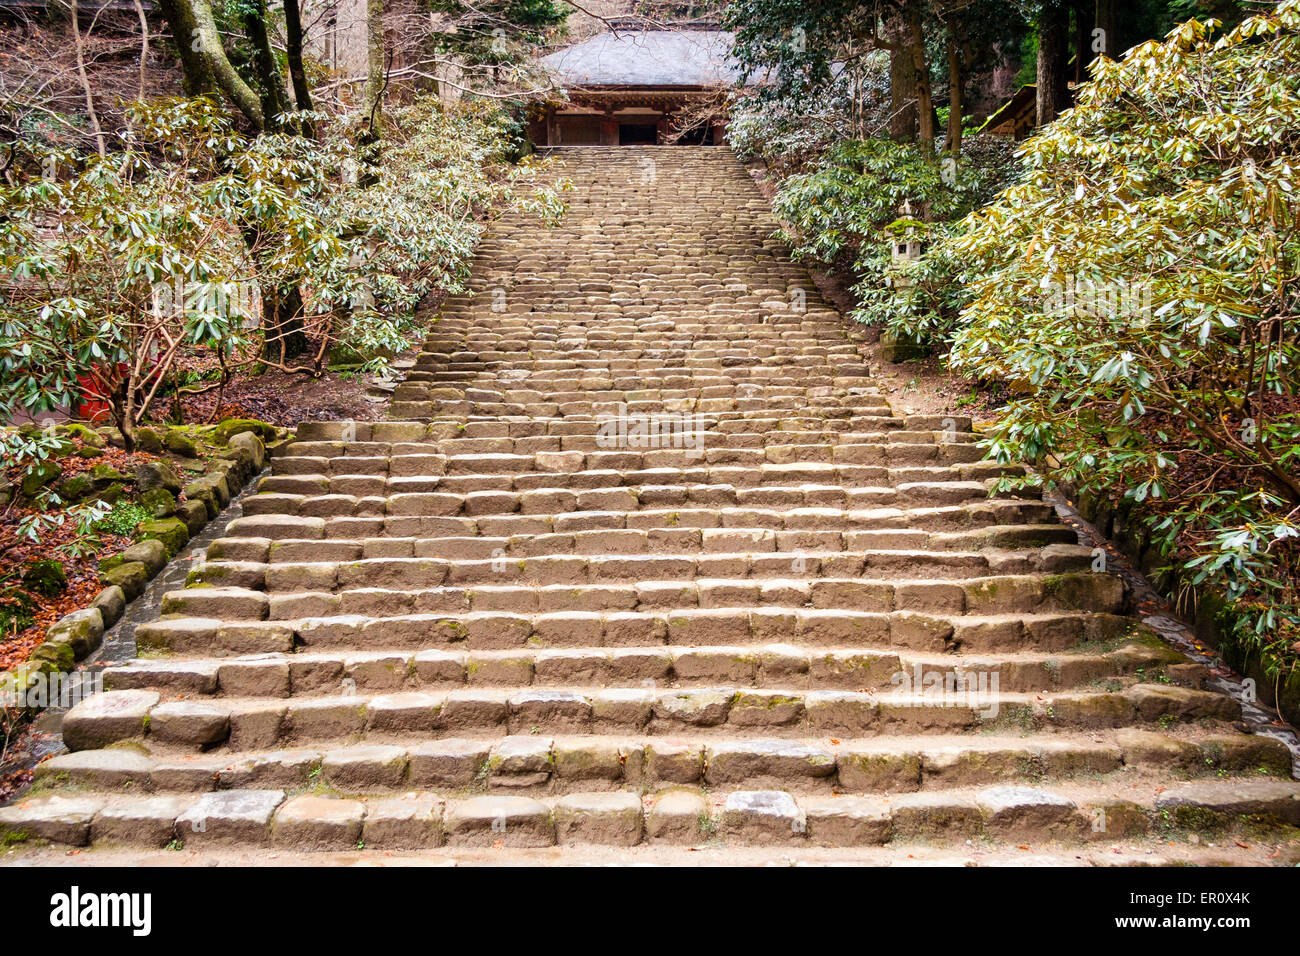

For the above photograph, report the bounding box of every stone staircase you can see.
[5,146,1297,863]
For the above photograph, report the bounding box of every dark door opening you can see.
[673,122,710,145]
[619,123,658,145]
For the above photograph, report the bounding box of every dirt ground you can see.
[177,365,394,428]
[5,834,1298,868]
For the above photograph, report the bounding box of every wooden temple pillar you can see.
[600,113,619,145]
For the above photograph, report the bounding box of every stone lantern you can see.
[890,199,925,270]
[881,198,929,363]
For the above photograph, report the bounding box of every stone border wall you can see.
[0,427,292,716]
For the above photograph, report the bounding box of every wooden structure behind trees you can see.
[532,22,750,146]
[987,1,1141,139]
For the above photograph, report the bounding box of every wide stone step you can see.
[191,544,1093,593]
[248,480,1011,516]
[55,680,1242,755]
[392,384,885,402]
[409,354,876,369]
[156,568,1127,623]
[410,346,870,361]
[5,778,1296,850]
[410,357,873,372]
[206,533,1059,570]
[103,639,1183,698]
[387,400,956,423]
[394,374,882,390]
[222,502,1060,542]
[35,730,1291,799]
[131,608,1142,656]
[273,430,980,464]
[177,560,1119,605]
[295,415,956,442]
[269,443,990,474]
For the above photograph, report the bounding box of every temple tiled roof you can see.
[541,29,748,88]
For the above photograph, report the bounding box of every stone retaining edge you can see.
[1066,484,1300,728]
[0,427,294,716]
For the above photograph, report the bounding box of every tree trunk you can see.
[364,0,385,133]
[886,13,917,142]
[261,284,310,363]
[132,0,150,100]
[243,0,291,130]
[155,0,216,97]
[191,0,265,131]
[946,38,962,156]
[284,0,315,131]
[112,379,136,453]
[238,0,312,364]
[1073,0,1095,81]
[238,223,309,363]
[358,0,385,185]
[69,0,106,157]
[904,0,936,151]
[1094,0,1117,60]
[1036,1,1070,127]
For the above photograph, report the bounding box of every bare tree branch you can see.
[70,0,107,156]
[132,0,149,102]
